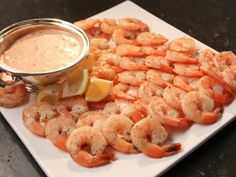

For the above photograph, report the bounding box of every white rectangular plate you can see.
[1,1,235,177]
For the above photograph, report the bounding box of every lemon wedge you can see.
[85,77,113,102]
[62,69,89,97]
[36,84,62,105]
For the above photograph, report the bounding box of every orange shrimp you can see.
[144,55,173,73]
[74,18,100,30]
[103,115,139,153]
[146,69,174,88]
[112,83,138,101]
[138,81,164,103]
[131,117,181,158]
[137,32,167,46]
[163,86,187,111]
[76,111,105,131]
[56,96,89,121]
[115,99,147,123]
[100,18,119,35]
[181,91,223,124]
[173,75,199,92]
[117,18,149,32]
[168,37,197,55]
[66,126,115,168]
[116,44,166,57]
[119,57,148,71]
[112,29,139,45]
[197,75,233,104]
[117,71,146,86]
[45,114,75,151]
[0,84,29,108]
[22,102,57,137]
[173,63,204,77]
[102,101,120,118]
[165,50,198,64]
[148,96,190,128]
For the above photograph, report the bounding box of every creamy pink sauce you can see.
[1,29,82,72]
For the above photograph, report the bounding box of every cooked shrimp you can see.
[22,102,57,137]
[212,51,236,71]
[103,115,138,153]
[147,96,190,127]
[91,65,117,81]
[199,51,236,95]
[137,32,167,46]
[131,117,181,158]
[74,18,100,30]
[168,37,197,55]
[221,66,236,96]
[112,29,139,45]
[90,38,109,51]
[112,83,138,101]
[144,55,173,73]
[90,38,110,56]
[86,26,111,39]
[45,114,75,151]
[115,99,147,123]
[76,111,105,131]
[0,84,29,108]
[56,96,89,121]
[173,63,204,77]
[66,126,115,168]
[117,18,149,32]
[100,18,119,35]
[181,91,223,124]
[129,100,147,123]
[97,53,121,66]
[116,44,165,57]
[163,86,186,111]
[198,49,216,64]
[102,101,120,118]
[200,61,234,96]
[138,81,164,103]
[119,57,148,71]
[173,75,199,92]
[197,75,234,104]
[165,50,198,64]
[117,71,146,86]
[146,69,174,88]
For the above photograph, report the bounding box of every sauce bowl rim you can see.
[0,18,90,76]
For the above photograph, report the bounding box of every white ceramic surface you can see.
[0,1,235,177]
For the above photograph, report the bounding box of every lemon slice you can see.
[85,78,113,102]
[36,84,62,105]
[62,69,89,97]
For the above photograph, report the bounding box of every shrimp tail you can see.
[130,111,145,123]
[112,90,136,101]
[159,65,174,73]
[52,135,68,152]
[202,106,223,124]
[143,143,181,158]
[113,139,139,154]
[163,117,191,128]
[72,150,115,168]
[213,92,234,104]
[30,122,45,137]
[182,57,198,64]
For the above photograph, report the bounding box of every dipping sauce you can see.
[1,29,82,72]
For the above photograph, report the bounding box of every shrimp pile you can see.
[17,17,236,168]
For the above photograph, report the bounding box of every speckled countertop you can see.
[0,0,235,177]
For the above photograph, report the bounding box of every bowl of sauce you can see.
[0,18,90,90]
